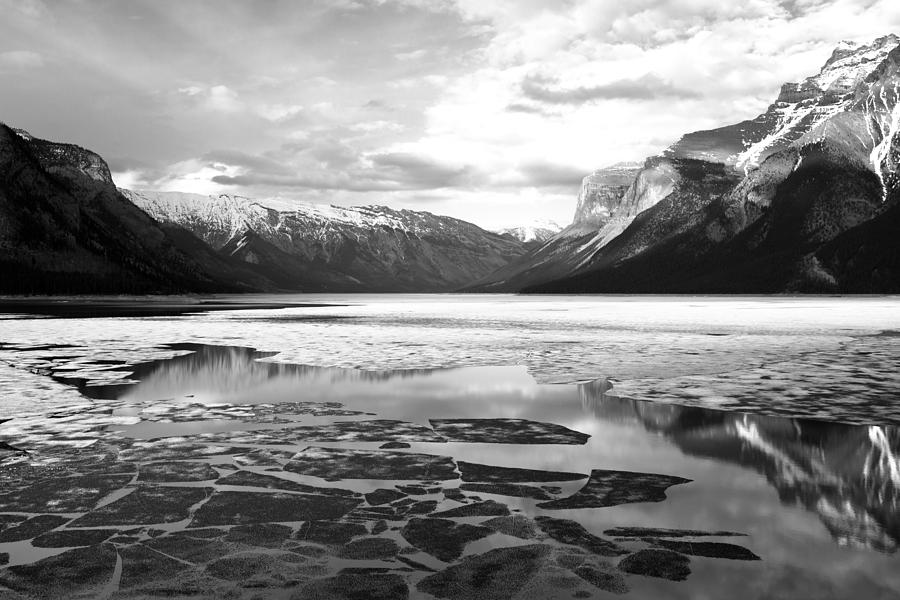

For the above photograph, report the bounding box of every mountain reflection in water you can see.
[581,380,900,553]
[92,343,900,555]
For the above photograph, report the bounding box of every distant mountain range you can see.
[123,190,525,292]
[472,35,900,293]
[2,36,899,293]
[494,221,563,246]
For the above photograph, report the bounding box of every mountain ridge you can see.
[499,34,900,294]
[123,189,528,292]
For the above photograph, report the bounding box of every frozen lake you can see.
[0,295,898,599]
[2,294,899,422]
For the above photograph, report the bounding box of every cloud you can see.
[0,50,43,70]
[0,0,49,21]
[210,151,476,192]
[521,73,700,104]
[369,152,475,188]
[176,84,243,112]
[396,49,428,61]
[518,162,587,187]
[201,149,297,176]
[349,120,404,133]
[106,155,152,173]
[256,103,305,122]
[505,102,554,116]
[206,85,242,112]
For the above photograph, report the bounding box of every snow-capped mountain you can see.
[495,220,563,245]
[123,190,527,292]
[480,35,900,293]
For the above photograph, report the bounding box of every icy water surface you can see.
[0,295,898,599]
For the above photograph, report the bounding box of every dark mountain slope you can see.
[815,200,900,293]
[0,125,273,294]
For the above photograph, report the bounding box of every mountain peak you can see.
[665,34,900,174]
[122,188,528,292]
[825,35,898,66]
[496,220,563,244]
[778,34,900,103]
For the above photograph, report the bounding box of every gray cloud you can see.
[369,152,475,188]
[106,155,153,173]
[0,49,43,70]
[210,151,479,192]
[519,162,587,188]
[210,173,409,192]
[506,102,556,116]
[521,73,700,104]
[201,149,296,176]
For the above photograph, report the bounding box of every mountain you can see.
[123,191,527,292]
[0,125,273,294]
[569,163,644,236]
[495,220,563,246]
[465,163,642,291]
[488,35,900,293]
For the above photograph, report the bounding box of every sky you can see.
[2,0,900,230]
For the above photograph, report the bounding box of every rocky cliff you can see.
[465,162,641,291]
[569,163,642,235]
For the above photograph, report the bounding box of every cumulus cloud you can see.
[369,152,475,188]
[256,103,305,122]
[521,73,700,104]
[201,149,297,176]
[518,162,589,188]
[209,150,476,192]
[206,85,242,112]
[0,50,43,70]
[505,102,555,116]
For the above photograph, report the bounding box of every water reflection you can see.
[77,343,436,401]
[580,383,900,553]
[90,344,900,554]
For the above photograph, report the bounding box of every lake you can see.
[0,295,898,599]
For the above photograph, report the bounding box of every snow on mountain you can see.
[662,35,900,174]
[123,190,528,292]
[123,191,471,250]
[496,220,563,244]
[580,34,900,260]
